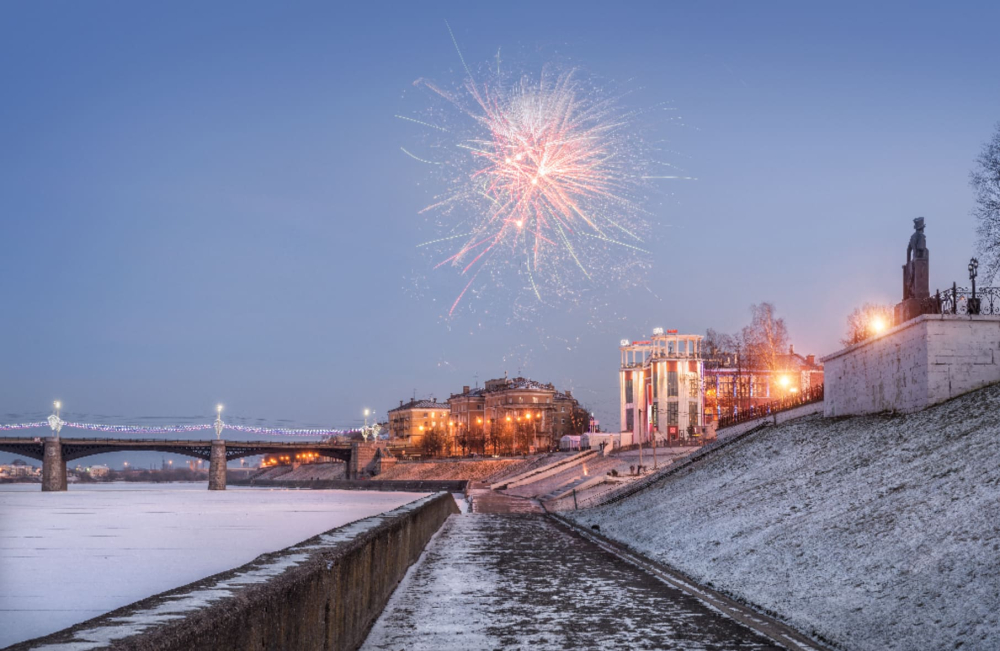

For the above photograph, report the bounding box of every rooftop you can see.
[388,399,446,413]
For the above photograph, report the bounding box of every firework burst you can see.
[402,37,663,317]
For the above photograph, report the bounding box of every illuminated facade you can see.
[386,399,451,446]
[703,345,824,421]
[619,329,705,443]
[449,377,585,451]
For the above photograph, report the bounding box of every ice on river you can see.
[0,482,426,647]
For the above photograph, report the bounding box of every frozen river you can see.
[0,482,426,647]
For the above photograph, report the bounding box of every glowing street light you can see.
[48,400,64,438]
[214,404,224,440]
[871,316,888,335]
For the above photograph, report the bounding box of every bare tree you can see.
[705,303,789,416]
[703,328,735,366]
[842,302,894,346]
[973,122,1000,280]
[747,303,789,372]
[419,428,447,458]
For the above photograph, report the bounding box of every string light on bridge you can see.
[0,401,361,438]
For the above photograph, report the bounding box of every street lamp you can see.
[48,400,64,438]
[214,404,225,440]
[969,258,980,314]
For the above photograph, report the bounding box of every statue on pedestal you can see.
[894,217,939,325]
[903,217,929,300]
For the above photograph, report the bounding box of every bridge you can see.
[0,437,382,491]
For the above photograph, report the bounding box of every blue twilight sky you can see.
[2,1,999,463]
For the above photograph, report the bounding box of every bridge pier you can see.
[42,437,67,492]
[209,440,226,490]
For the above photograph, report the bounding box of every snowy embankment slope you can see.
[569,383,1000,651]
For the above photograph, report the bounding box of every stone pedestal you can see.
[903,255,930,300]
[42,437,67,492]
[208,440,227,490]
[894,296,940,325]
[895,250,938,325]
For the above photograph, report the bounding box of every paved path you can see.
[362,509,783,650]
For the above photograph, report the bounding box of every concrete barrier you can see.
[234,478,469,493]
[10,492,458,651]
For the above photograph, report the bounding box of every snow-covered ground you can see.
[570,383,1000,651]
[362,513,781,650]
[0,483,426,647]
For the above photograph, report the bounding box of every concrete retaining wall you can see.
[11,493,458,651]
[234,478,469,492]
[822,314,1000,416]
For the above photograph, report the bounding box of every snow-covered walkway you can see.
[362,511,782,650]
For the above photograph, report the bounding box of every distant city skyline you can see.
[3,1,999,466]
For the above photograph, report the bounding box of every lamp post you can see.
[48,400,64,438]
[636,406,644,471]
[969,258,980,314]
[214,404,224,440]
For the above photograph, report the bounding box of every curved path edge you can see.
[546,509,836,651]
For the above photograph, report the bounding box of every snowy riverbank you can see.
[0,483,426,647]
[570,384,1000,651]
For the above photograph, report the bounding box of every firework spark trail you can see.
[403,28,672,316]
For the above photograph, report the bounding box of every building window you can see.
[667,402,678,426]
[625,408,634,431]
[689,402,699,426]
[667,371,678,397]
[689,376,699,398]
[625,377,634,403]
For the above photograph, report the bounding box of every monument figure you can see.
[894,217,939,325]
[903,217,929,300]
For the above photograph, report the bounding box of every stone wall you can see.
[235,478,469,492]
[12,493,458,651]
[822,314,1000,416]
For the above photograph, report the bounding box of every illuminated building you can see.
[469,377,583,451]
[390,377,585,454]
[386,399,451,447]
[619,329,705,444]
[703,345,824,421]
